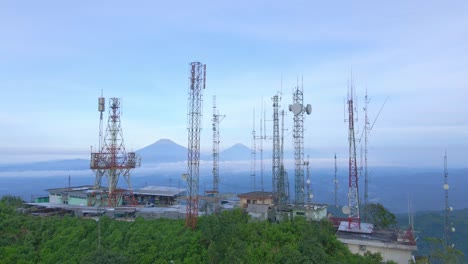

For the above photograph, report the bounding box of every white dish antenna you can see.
[342,206,350,214]
[443,184,450,190]
[306,179,310,184]
[289,103,303,115]
[181,174,188,181]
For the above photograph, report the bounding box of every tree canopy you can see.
[1,195,395,263]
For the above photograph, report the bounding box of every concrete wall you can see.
[346,243,413,264]
[68,196,87,206]
[239,197,272,208]
[49,193,62,204]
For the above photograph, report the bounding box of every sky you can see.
[0,0,467,167]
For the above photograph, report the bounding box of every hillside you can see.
[397,208,468,262]
[0,196,388,264]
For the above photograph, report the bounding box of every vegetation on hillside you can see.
[397,208,467,263]
[0,195,395,264]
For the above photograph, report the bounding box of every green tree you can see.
[365,203,396,228]
[426,237,465,264]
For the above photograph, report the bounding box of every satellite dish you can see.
[451,227,456,232]
[309,194,313,199]
[306,104,312,115]
[96,194,101,200]
[448,206,453,212]
[342,206,350,214]
[443,184,450,190]
[290,103,303,115]
[306,179,310,184]
[181,174,188,181]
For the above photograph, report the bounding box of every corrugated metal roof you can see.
[133,186,186,197]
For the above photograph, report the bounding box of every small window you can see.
[296,212,305,216]
[247,199,251,204]
[359,245,366,251]
[252,200,257,204]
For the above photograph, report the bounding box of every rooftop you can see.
[133,186,186,197]
[237,191,272,199]
[336,227,417,250]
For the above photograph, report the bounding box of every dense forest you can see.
[0,196,397,264]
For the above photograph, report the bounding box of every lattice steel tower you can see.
[209,95,224,214]
[91,97,140,207]
[289,85,311,205]
[345,82,360,229]
[280,109,289,205]
[272,94,281,205]
[186,62,206,229]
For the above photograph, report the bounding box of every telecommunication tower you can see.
[186,62,206,229]
[250,109,257,191]
[305,157,311,207]
[272,94,289,206]
[208,95,224,214]
[90,97,140,207]
[344,82,360,229]
[280,109,289,204]
[94,94,106,188]
[443,152,455,250]
[334,153,338,208]
[289,84,312,205]
[363,91,370,221]
[361,90,388,221]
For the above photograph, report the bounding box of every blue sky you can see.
[0,1,467,167]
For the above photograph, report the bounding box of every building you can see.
[237,191,273,208]
[336,225,417,264]
[47,186,95,206]
[133,186,186,206]
[295,204,328,221]
[246,204,270,221]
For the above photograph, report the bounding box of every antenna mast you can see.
[210,95,224,214]
[305,156,311,207]
[272,94,280,206]
[289,83,311,205]
[443,152,455,250]
[334,153,338,208]
[272,93,288,206]
[363,90,370,222]
[250,108,257,191]
[345,80,360,229]
[186,62,206,229]
[90,97,140,207]
[280,109,289,204]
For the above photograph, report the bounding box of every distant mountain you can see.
[137,139,187,164]
[219,143,251,161]
[0,159,89,172]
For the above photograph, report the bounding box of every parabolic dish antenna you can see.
[289,103,303,115]
[342,206,350,215]
[306,104,312,115]
[309,194,313,199]
[443,184,449,190]
[306,179,310,184]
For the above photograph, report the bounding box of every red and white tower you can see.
[345,82,360,229]
[91,97,140,207]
